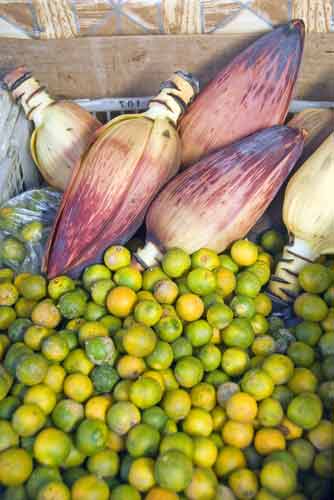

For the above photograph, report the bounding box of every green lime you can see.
[248,261,271,286]
[319,331,334,356]
[16,353,48,385]
[114,266,142,291]
[324,286,334,306]
[1,237,26,264]
[48,276,75,300]
[241,369,274,401]
[272,386,294,410]
[0,268,14,283]
[260,230,284,254]
[146,341,173,370]
[21,221,43,242]
[205,370,229,387]
[186,268,216,295]
[250,314,269,335]
[310,361,322,380]
[295,321,322,346]
[8,318,31,342]
[142,267,168,291]
[288,438,315,470]
[313,449,333,478]
[153,279,178,304]
[176,277,190,294]
[155,450,193,492]
[231,296,255,319]
[142,406,168,431]
[126,423,160,457]
[287,341,315,367]
[318,380,334,410]
[322,355,334,380]
[254,294,272,316]
[91,365,119,393]
[75,418,108,456]
[222,318,254,349]
[221,347,249,376]
[134,300,162,326]
[294,293,328,322]
[0,396,20,420]
[113,379,132,401]
[219,254,239,273]
[42,334,69,362]
[288,367,318,394]
[163,419,178,435]
[52,399,84,432]
[198,344,221,371]
[155,315,183,342]
[107,401,141,436]
[104,245,131,271]
[287,393,323,430]
[15,297,36,318]
[84,302,106,321]
[191,248,220,271]
[298,263,331,294]
[0,282,18,306]
[0,420,19,451]
[100,314,122,335]
[58,329,78,350]
[19,275,46,301]
[207,303,233,329]
[321,309,334,331]
[251,335,276,356]
[0,306,16,329]
[257,398,283,427]
[185,320,213,347]
[110,484,140,500]
[82,264,111,290]
[262,354,294,385]
[174,356,204,388]
[87,449,119,479]
[236,272,262,298]
[263,450,298,474]
[202,293,224,310]
[90,279,115,306]
[160,432,194,459]
[58,291,87,319]
[172,337,193,360]
[85,337,117,365]
[260,461,297,498]
[129,378,163,409]
[26,466,62,499]
[162,248,191,278]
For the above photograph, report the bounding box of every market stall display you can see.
[0,19,333,500]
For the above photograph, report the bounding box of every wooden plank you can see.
[161,0,202,34]
[0,32,333,100]
[291,0,333,32]
[32,0,78,39]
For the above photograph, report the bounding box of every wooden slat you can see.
[161,0,202,34]
[32,0,78,38]
[291,0,333,32]
[0,32,333,100]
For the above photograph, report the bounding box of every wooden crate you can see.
[0,32,333,101]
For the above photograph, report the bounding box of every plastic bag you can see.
[0,188,62,273]
[0,89,41,205]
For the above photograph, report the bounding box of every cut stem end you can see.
[135,241,163,269]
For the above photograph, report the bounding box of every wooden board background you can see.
[0,1,332,39]
[0,33,333,100]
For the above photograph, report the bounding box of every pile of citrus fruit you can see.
[0,232,332,500]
